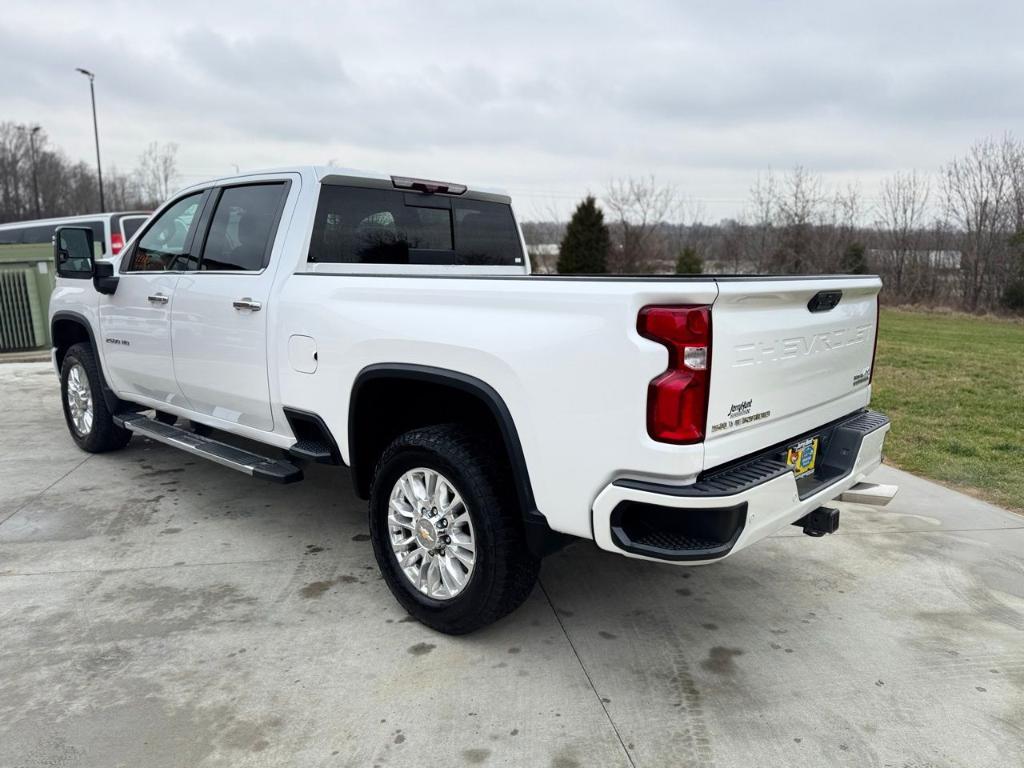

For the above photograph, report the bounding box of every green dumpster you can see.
[0,242,55,351]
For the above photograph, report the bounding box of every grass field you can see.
[871,309,1024,512]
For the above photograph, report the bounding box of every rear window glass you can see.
[121,217,146,240]
[308,186,522,266]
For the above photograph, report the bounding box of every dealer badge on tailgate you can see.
[787,437,819,477]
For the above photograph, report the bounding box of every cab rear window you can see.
[308,186,522,266]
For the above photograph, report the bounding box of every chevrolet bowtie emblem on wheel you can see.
[418,524,433,544]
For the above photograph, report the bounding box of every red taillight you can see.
[111,232,125,255]
[638,305,712,444]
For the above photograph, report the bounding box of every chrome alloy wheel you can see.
[388,468,476,600]
[66,363,94,436]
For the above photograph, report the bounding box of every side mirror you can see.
[53,226,119,294]
[54,226,95,279]
[93,261,119,295]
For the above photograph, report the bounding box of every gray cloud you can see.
[1,0,1022,219]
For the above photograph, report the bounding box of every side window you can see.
[198,183,288,272]
[453,200,521,266]
[128,193,204,272]
[121,216,147,241]
[3,223,105,261]
[308,186,521,266]
[309,187,453,265]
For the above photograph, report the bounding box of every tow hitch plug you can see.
[794,506,840,537]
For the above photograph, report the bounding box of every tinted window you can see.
[0,222,105,260]
[199,184,287,271]
[128,193,204,272]
[452,199,521,266]
[308,186,522,266]
[21,225,59,244]
[22,221,105,248]
[121,216,147,240]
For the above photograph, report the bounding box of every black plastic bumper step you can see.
[115,413,303,484]
[288,438,334,463]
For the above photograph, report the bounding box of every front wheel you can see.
[368,425,540,634]
[60,343,131,453]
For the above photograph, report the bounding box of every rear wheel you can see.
[368,425,539,634]
[60,343,131,453]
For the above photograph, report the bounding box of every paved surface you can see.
[0,350,49,364]
[1,361,1022,768]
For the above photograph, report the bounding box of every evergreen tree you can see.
[840,242,869,274]
[557,196,610,274]
[1001,232,1024,313]
[675,246,703,274]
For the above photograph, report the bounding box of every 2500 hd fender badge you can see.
[105,337,130,346]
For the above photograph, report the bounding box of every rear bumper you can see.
[591,409,890,564]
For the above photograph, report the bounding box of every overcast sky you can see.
[3,0,1022,220]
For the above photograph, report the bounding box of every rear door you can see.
[170,178,294,431]
[703,277,881,469]
[99,192,207,405]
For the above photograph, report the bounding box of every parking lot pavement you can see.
[1,361,1022,768]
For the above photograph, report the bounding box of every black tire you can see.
[191,420,213,437]
[368,424,540,634]
[60,342,132,453]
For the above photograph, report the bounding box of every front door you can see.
[170,180,293,432]
[99,191,207,406]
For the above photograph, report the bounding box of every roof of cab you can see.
[176,166,509,200]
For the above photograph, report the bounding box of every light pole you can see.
[75,68,105,212]
[17,124,42,218]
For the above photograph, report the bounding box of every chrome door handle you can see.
[232,297,262,312]
[147,293,169,304]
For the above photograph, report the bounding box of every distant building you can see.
[869,249,962,270]
[528,243,560,274]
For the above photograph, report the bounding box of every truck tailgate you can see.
[704,277,880,470]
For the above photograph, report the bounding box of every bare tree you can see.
[0,123,28,220]
[821,182,864,273]
[876,171,931,299]
[772,165,825,272]
[744,170,780,272]
[602,176,676,273]
[136,141,179,205]
[1001,134,1024,236]
[942,138,1012,310]
[105,166,145,212]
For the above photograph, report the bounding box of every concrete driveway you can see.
[2,361,1022,768]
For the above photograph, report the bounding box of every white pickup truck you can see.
[48,167,893,633]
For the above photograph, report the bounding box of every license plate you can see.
[787,437,819,477]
